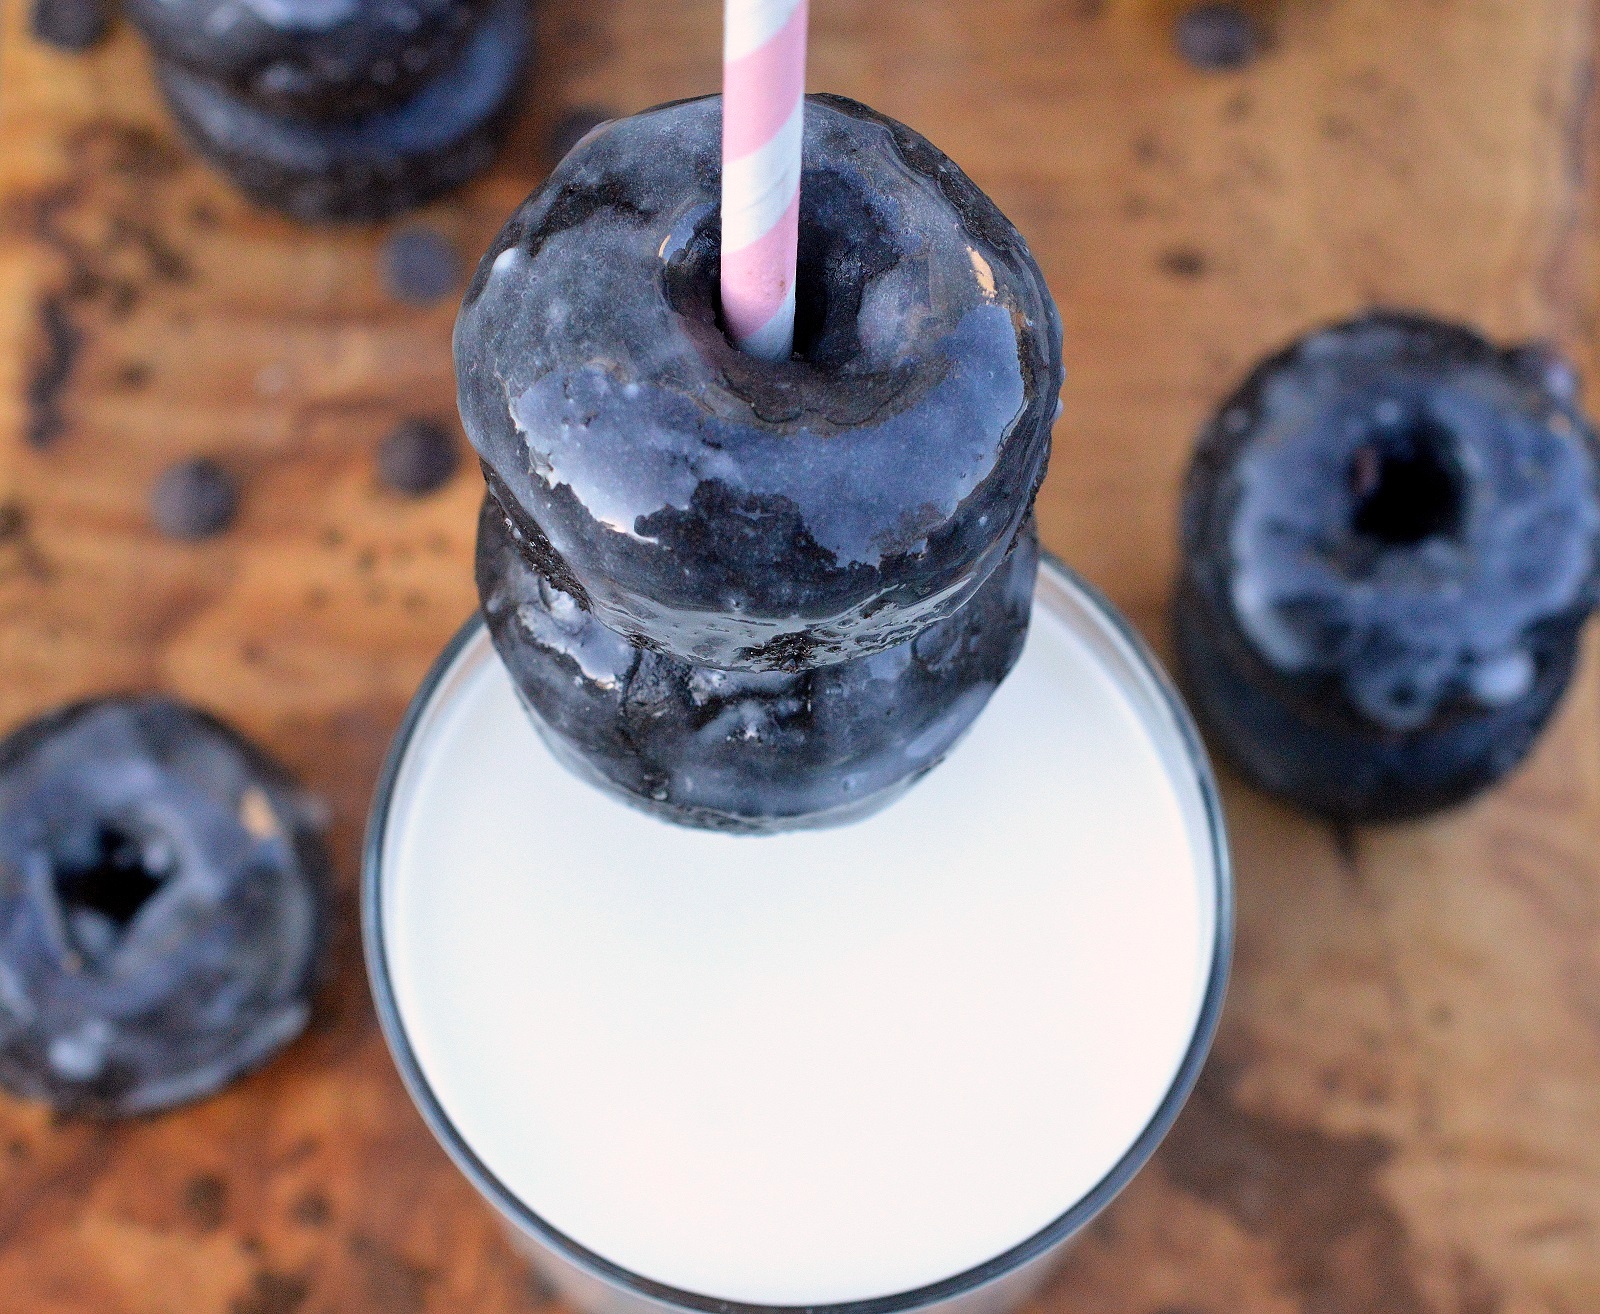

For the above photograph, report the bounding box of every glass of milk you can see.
[363,554,1232,1314]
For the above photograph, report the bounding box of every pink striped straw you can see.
[721,0,808,361]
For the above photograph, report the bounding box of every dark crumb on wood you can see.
[289,1188,330,1227]
[0,502,54,583]
[24,124,193,448]
[382,227,462,304]
[379,418,460,497]
[1160,246,1208,279]
[68,118,185,180]
[108,215,193,285]
[229,1270,308,1314]
[30,0,113,51]
[112,360,152,391]
[150,458,239,540]
[1174,3,1265,72]
[349,1234,435,1314]
[27,293,84,447]
[183,1173,228,1230]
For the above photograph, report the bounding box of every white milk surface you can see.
[383,588,1216,1306]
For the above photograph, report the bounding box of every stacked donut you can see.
[456,95,1065,832]
[127,0,531,221]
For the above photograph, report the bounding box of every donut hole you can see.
[1349,411,1464,546]
[54,822,173,961]
[663,167,904,374]
[790,168,902,369]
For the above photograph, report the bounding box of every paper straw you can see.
[721,0,808,361]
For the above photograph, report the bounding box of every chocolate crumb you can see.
[151,458,238,540]
[378,418,459,497]
[290,1188,330,1227]
[229,1269,307,1314]
[30,0,113,51]
[113,361,152,391]
[1160,246,1208,279]
[1174,3,1264,71]
[183,1173,228,1230]
[381,227,461,305]
[27,293,84,448]
[349,1234,434,1314]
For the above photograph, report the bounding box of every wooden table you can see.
[1,1,1596,1310]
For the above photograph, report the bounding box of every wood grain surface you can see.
[1,1,1597,1311]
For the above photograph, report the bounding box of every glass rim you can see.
[361,552,1234,1314]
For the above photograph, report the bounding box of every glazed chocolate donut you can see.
[1176,311,1600,821]
[478,496,1038,832]
[0,698,328,1116]
[156,0,528,223]
[128,0,492,121]
[456,93,1062,671]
